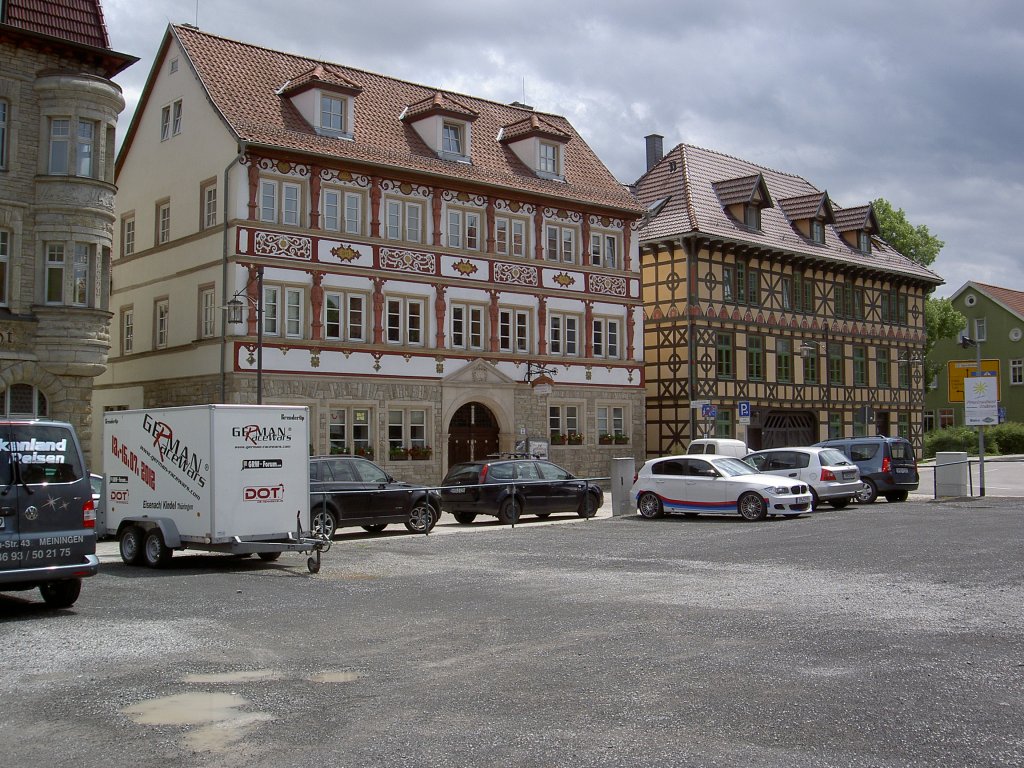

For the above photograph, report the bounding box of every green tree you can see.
[872,198,961,379]
[871,198,945,267]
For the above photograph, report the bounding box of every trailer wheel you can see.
[307,556,321,574]
[119,526,145,566]
[257,552,282,562]
[143,529,173,568]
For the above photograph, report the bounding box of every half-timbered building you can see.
[634,137,943,454]
[93,25,645,481]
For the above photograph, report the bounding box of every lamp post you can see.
[523,361,555,458]
[896,350,924,437]
[959,333,986,496]
[227,265,264,405]
[799,338,827,438]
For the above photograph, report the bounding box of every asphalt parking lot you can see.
[3,497,1023,768]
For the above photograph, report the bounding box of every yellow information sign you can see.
[947,359,1000,402]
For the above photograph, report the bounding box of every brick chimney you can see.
[645,134,664,172]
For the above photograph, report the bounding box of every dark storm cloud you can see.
[102,0,1024,295]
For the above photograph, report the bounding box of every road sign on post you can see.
[738,401,751,425]
[701,404,717,420]
[964,372,998,426]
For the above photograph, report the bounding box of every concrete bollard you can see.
[610,457,636,516]
[935,451,969,497]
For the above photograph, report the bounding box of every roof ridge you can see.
[679,145,698,231]
[679,142,819,188]
[170,23,567,123]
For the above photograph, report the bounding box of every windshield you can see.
[711,457,760,477]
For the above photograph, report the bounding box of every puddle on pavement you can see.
[122,692,274,754]
[184,669,283,684]
[308,670,360,683]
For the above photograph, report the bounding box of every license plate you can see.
[894,467,909,475]
[447,487,466,494]
[842,471,857,480]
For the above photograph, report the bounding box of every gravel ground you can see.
[2,497,1023,768]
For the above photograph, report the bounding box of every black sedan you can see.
[309,455,440,537]
[439,457,602,525]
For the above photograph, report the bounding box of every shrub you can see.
[987,422,1024,454]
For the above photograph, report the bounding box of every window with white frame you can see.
[384,198,423,242]
[545,224,576,263]
[974,317,987,342]
[388,408,428,451]
[72,243,90,306]
[0,99,8,169]
[589,232,619,268]
[121,215,135,257]
[262,285,279,335]
[494,216,527,257]
[329,407,373,455]
[259,180,303,226]
[539,141,560,176]
[45,243,64,303]
[172,100,182,135]
[48,118,70,174]
[498,307,530,354]
[450,303,485,350]
[199,286,216,338]
[385,296,424,345]
[322,188,363,234]
[548,312,579,356]
[156,201,171,244]
[939,408,954,429]
[284,287,303,337]
[597,405,626,439]
[154,298,169,349]
[592,317,620,359]
[0,230,8,306]
[446,208,481,250]
[320,94,346,135]
[441,121,465,156]
[810,219,825,244]
[1011,359,1023,385]
[324,290,366,342]
[160,99,181,141]
[549,404,580,439]
[121,306,133,355]
[201,181,217,229]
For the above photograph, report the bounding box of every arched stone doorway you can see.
[447,402,500,466]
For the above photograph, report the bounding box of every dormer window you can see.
[401,92,478,164]
[278,64,362,141]
[499,113,570,181]
[539,141,560,175]
[833,204,879,254]
[442,121,465,156]
[744,205,761,230]
[811,219,825,244]
[321,95,346,135]
[859,232,872,253]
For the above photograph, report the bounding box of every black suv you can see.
[813,436,919,503]
[0,419,98,608]
[309,456,440,537]
[439,457,603,525]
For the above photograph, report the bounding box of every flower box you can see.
[389,447,409,461]
[551,433,566,445]
[409,446,433,460]
[613,434,629,445]
[355,447,374,459]
[566,433,584,445]
[599,434,613,445]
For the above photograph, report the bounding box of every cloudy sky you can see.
[100,0,1023,298]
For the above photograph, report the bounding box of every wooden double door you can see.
[447,402,500,466]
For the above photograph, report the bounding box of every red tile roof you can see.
[833,205,875,232]
[2,0,109,48]
[962,282,1024,319]
[500,113,571,144]
[712,174,769,207]
[279,64,363,98]
[170,25,640,215]
[635,143,943,285]
[402,91,478,122]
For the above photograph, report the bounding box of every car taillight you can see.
[820,468,836,481]
[82,498,96,528]
[479,464,488,483]
[881,457,891,473]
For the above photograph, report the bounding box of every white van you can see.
[686,438,748,458]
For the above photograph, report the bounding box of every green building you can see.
[925,282,1024,429]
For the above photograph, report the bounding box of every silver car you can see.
[743,447,861,510]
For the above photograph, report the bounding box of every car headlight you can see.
[761,486,789,495]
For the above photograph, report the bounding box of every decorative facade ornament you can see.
[553,273,576,288]
[587,273,627,296]
[380,248,435,274]
[330,244,360,262]
[451,259,478,276]
[254,231,312,261]
[493,262,538,286]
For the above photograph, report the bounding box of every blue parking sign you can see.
[738,401,750,419]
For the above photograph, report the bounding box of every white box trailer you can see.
[102,405,328,572]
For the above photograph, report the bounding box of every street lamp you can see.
[227,265,264,405]
[799,338,830,436]
[522,361,556,457]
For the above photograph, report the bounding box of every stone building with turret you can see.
[0,0,134,458]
